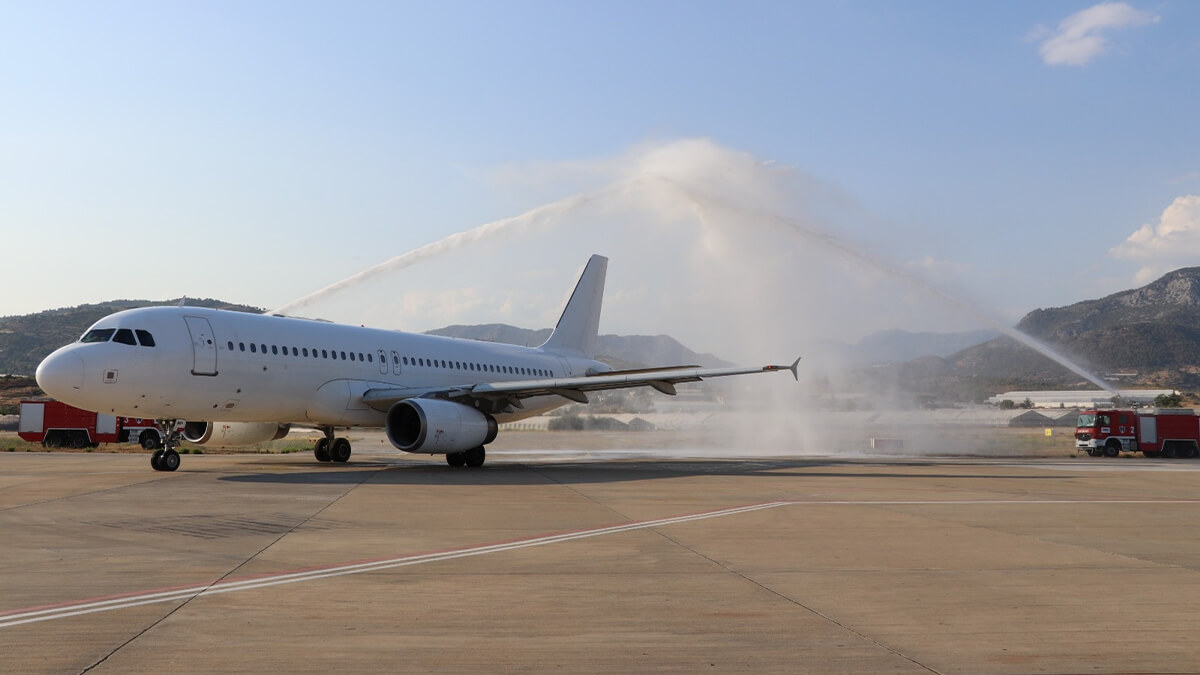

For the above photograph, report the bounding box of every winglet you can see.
[764,357,802,381]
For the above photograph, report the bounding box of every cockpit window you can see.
[135,330,156,347]
[113,329,137,346]
[80,329,116,343]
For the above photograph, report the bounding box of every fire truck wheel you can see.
[160,450,181,472]
[70,433,89,449]
[151,449,164,470]
[140,432,162,450]
[1103,442,1121,458]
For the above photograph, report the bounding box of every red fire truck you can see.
[17,400,162,450]
[1075,408,1200,458]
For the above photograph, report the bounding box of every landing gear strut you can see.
[314,428,352,464]
[151,420,184,472]
[446,446,486,468]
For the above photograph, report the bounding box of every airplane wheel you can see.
[330,438,352,463]
[446,452,466,467]
[160,449,181,472]
[314,438,331,462]
[464,446,485,468]
[151,449,164,471]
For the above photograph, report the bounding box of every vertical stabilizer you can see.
[540,255,607,358]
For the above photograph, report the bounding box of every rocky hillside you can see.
[901,267,1200,394]
[427,324,730,369]
[0,305,727,377]
[0,299,262,375]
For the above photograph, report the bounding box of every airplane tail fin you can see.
[539,255,607,358]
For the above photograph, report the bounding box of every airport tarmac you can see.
[2,437,1200,674]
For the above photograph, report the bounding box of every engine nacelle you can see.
[386,399,498,454]
[182,421,291,447]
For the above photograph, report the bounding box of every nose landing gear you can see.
[150,420,185,472]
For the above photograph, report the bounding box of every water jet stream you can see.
[662,178,1118,395]
[270,147,1116,396]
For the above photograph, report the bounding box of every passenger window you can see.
[272,345,278,355]
[359,353,365,362]
[303,348,309,357]
[80,328,116,343]
[403,357,409,365]
[239,343,246,352]
[113,329,137,346]
[227,341,234,351]
[350,352,356,361]
[340,351,347,360]
[251,344,258,353]
[322,349,328,358]
[367,353,373,363]
[292,347,299,356]
[260,344,267,354]
[136,330,157,347]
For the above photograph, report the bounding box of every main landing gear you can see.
[445,446,486,468]
[314,428,352,463]
[150,420,184,472]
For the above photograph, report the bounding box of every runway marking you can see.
[0,501,786,629]
[3,497,1199,629]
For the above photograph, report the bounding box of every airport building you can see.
[986,389,1176,409]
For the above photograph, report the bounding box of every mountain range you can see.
[5,266,1200,396]
[888,267,1200,397]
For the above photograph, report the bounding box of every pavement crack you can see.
[651,528,944,675]
[77,464,387,674]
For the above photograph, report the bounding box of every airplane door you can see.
[390,350,402,376]
[378,349,388,375]
[183,316,218,376]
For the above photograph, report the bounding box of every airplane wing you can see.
[361,358,800,413]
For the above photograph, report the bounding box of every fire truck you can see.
[17,400,162,450]
[1075,408,1200,458]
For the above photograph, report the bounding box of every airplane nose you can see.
[36,350,84,398]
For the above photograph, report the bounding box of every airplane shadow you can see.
[217,457,1074,487]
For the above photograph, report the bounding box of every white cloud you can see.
[1033,2,1158,66]
[1110,195,1200,283]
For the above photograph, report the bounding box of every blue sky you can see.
[2,1,1198,353]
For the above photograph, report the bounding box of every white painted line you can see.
[3,497,1199,629]
[0,501,787,629]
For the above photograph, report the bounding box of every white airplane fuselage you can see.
[35,255,795,471]
[36,306,600,427]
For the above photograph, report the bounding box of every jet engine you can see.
[386,399,497,454]
[182,421,291,447]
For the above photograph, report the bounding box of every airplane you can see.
[35,255,798,471]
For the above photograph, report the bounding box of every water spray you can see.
[270,140,1116,396]
[660,178,1118,395]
